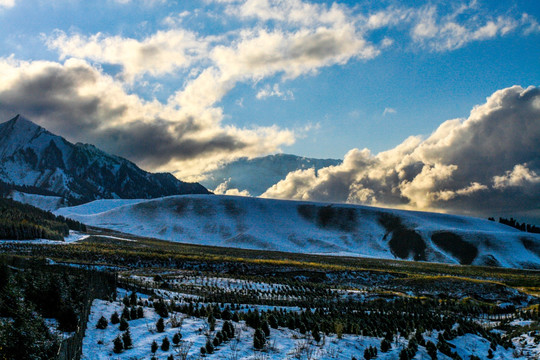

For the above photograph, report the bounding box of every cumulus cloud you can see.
[214,179,251,196]
[493,164,540,189]
[172,25,378,112]
[47,29,209,81]
[263,86,540,217]
[0,57,294,179]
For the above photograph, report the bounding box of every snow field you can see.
[55,195,540,269]
[82,288,540,360]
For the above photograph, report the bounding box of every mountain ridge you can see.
[0,115,209,205]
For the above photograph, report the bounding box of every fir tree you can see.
[119,318,129,331]
[156,317,165,332]
[113,336,124,354]
[161,337,170,351]
[122,330,133,349]
[96,315,108,329]
[110,311,120,324]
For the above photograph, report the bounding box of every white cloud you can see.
[383,107,396,116]
[47,29,210,81]
[256,84,294,100]
[0,57,294,179]
[410,3,523,51]
[214,179,251,196]
[263,86,540,215]
[173,26,378,112]
[0,0,15,9]
[493,164,540,189]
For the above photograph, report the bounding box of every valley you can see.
[1,228,539,359]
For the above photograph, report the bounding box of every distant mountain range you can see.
[0,115,209,205]
[198,154,341,195]
[56,195,540,269]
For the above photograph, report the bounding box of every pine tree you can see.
[254,328,266,350]
[96,316,108,329]
[110,311,120,324]
[122,329,133,349]
[156,317,165,332]
[205,339,214,354]
[113,336,124,354]
[119,318,129,331]
[381,338,391,352]
[151,340,158,353]
[172,332,182,345]
[208,313,216,331]
[161,337,170,351]
[262,320,271,337]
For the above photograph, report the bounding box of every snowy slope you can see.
[0,115,209,204]
[55,195,540,269]
[198,154,340,195]
[8,190,67,211]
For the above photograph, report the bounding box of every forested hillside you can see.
[0,197,86,240]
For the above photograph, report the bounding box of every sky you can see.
[0,0,539,220]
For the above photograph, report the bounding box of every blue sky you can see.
[0,0,539,218]
[1,0,538,160]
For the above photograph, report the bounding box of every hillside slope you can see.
[0,115,209,205]
[55,195,540,269]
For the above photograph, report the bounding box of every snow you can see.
[55,194,540,269]
[82,288,540,360]
[8,190,65,211]
[0,231,89,245]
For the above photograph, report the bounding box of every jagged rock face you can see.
[0,115,209,204]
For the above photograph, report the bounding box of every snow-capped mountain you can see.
[55,195,540,269]
[197,154,341,195]
[0,115,209,204]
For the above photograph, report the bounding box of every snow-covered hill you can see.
[198,154,340,195]
[55,195,540,269]
[0,115,209,204]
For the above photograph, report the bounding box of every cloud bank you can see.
[263,86,540,218]
[0,57,294,178]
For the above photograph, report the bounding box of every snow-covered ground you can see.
[55,195,540,269]
[0,230,89,244]
[82,288,540,360]
[8,190,66,211]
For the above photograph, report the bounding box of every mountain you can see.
[197,153,341,195]
[55,195,540,269]
[0,115,209,205]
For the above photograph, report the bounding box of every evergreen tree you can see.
[156,317,165,332]
[151,340,158,353]
[122,329,133,349]
[254,328,266,350]
[262,320,271,337]
[172,332,182,345]
[119,318,129,331]
[96,315,108,329]
[381,338,391,352]
[161,337,170,351]
[205,340,215,354]
[426,341,437,360]
[110,311,120,324]
[113,336,124,354]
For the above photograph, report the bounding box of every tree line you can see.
[489,217,540,234]
[0,197,86,240]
